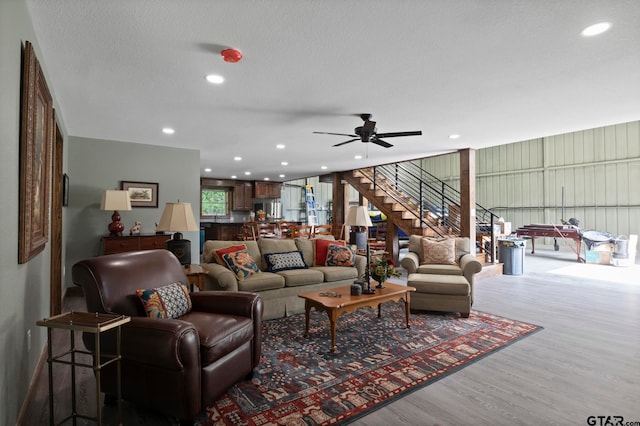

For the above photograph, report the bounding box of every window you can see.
[201,187,230,217]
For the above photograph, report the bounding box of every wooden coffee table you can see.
[298,282,416,353]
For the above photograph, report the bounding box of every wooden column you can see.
[459,148,476,245]
[386,220,400,265]
[331,173,346,238]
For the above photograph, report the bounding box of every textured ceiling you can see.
[26,0,640,181]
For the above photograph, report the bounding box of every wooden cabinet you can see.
[102,234,169,255]
[254,181,281,199]
[203,223,244,241]
[233,182,253,211]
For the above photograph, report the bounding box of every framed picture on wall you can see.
[121,181,159,208]
[18,41,54,264]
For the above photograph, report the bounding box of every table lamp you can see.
[345,205,372,250]
[100,190,132,236]
[156,202,199,265]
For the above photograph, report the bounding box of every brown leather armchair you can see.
[72,249,263,422]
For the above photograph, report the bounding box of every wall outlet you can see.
[27,329,31,352]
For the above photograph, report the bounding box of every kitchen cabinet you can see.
[254,181,281,199]
[233,181,253,211]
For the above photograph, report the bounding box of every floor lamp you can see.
[156,202,199,266]
[345,205,375,294]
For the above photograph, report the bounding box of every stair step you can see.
[475,262,503,280]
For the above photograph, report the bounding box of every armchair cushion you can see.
[421,238,456,265]
[136,282,192,319]
[221,249,261,280]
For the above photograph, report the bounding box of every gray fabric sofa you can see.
[201,237,365,319]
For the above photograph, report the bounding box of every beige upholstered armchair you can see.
[401,235,482,317]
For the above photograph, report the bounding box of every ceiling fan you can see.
[313,114,422,148]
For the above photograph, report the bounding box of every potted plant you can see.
[369,255,401,289]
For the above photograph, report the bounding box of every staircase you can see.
[342,162,503,275]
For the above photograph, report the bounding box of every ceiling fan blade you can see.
[371,138,393,148]
[313,131,358,137]
[333,138,359,147]
[376,130,422,138]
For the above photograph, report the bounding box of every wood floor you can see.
[21,248,640,425]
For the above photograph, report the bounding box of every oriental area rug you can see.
[198,303,541,425]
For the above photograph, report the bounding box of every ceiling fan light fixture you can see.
[221,48,243,63]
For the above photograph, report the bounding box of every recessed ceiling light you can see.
[205,74,224,84]
[263,177,270,181]
[279,174,285,178]
[449,134,461,139]
[321,166,328,170]
[162,127,175,134]
[281,161,288,166]
[234,156,242,161]
[581,22,612,37]
[204,168,212,173]
[276,144,285,149]
[244,171,251,175]
[354,154,363,160]
[231,175,237,179]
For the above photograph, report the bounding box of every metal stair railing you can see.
[357,161,501,257]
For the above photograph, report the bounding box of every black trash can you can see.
[498,238,527,275]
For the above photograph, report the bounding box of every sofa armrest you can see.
[125,317,200,369]
[460,254,482,305]
[460,254,482,283]
[84,317,200,370]
[400,252,420,274]
[201,262,239,291]
[190,291,263,368]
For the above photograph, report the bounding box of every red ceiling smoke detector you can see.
[221,48,243,63]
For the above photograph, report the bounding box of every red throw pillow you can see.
[212,244,247,266]
[315,239,346,266]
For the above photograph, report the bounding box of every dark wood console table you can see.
[101,234,169,255]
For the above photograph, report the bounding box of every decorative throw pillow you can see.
[315,238,346,266]
[264,250,308,272]
[136,281,191,319]
[212,244,247,266]
[221,249,261,280]
[325,244,355,267]
[421,238,456,265]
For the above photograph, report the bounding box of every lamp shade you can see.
[100,190,132,211]
[156,202,199,232]
[345,205,373,227]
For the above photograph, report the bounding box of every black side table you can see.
[37,311,130,426]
